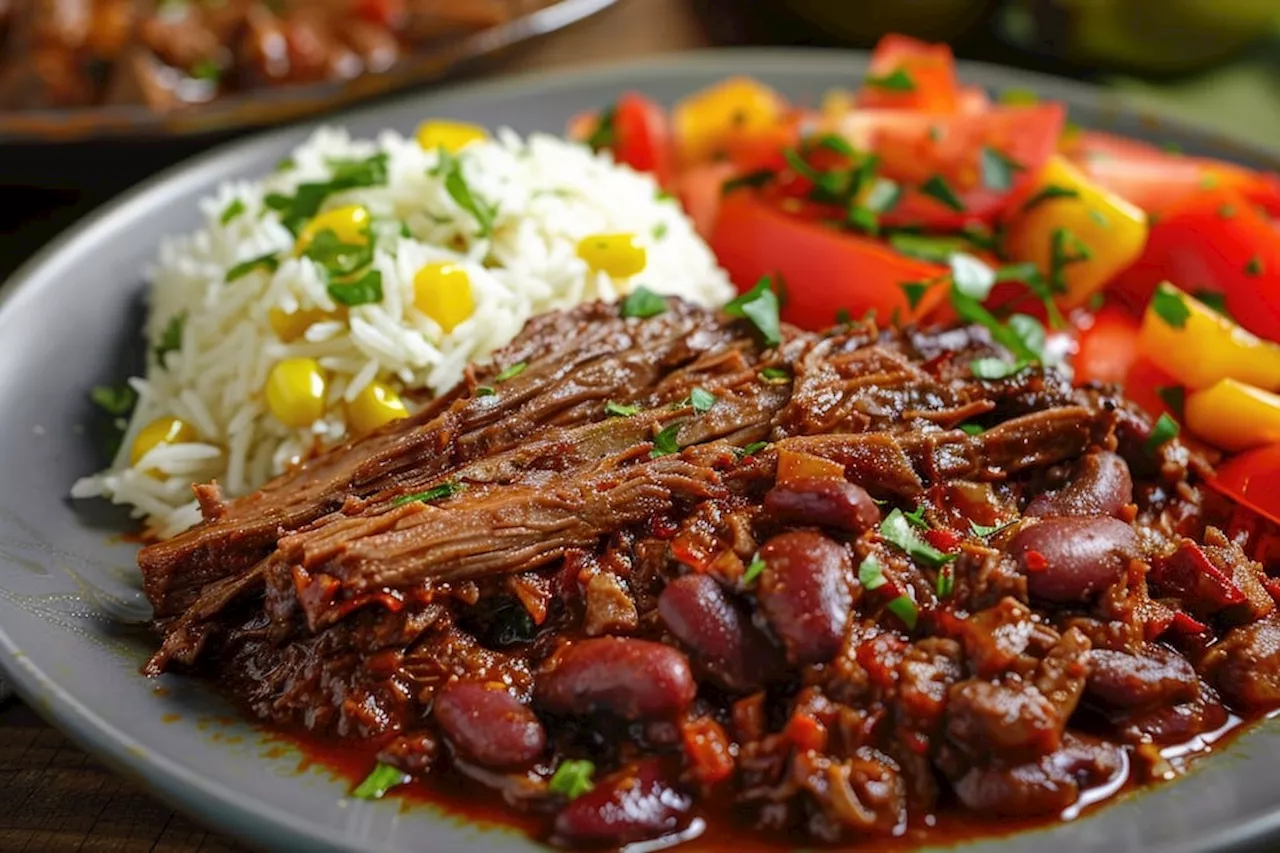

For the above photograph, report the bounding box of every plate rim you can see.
[3,46,1280,853]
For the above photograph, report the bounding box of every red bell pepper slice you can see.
[1210,443,1280,526]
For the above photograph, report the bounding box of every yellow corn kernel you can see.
[416,120,488,154]
[1185,379,1280,452]
[576,233,647,278]
[413,261,475,333]
[294,204,371,255]
[265,358,327,428]
[347,381,409,435]
[673,77,784,166]
[1138,283,1280,391]
[131,417,197,467]
[267,307,332,343]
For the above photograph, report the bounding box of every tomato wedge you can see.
[1108,187,1280,341]
[1073,306,1141,386]
[828,104,1065,227]
[856,34,960,113]
[710,191,948,328]
[566,93,676,188]
[1210,443,1280,525]
[1064,131,1280,218]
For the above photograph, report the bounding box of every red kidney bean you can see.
[433,681,545,768]
[763,477,881,531]
[1026,451,1133,519]
[536,638,695,720]
[552,759,691,846]
[756,531,852,665]
[1085,647,1199,710]
[658,574,782,691]
[1008,517,1138,603]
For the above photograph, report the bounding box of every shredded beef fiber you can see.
[138,298,1280,849]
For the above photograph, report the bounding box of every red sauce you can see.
[260,711,1258,851]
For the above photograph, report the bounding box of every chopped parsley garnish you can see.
[888,233,970,264]
[858,555,888,591]
[351,763,407,800]
[1152,284,1191,329]
[880,508,957,570]
[1246,255,1265,277]
[999,88,1039,105]
[969,518,1016,539]
[886,595,919,629]
[959,423,985,436]
[1192,290,1231,318]
[276,157,295,172]
[900,281,931,311]
[970,357,1029,380]
[605,400,641,417]
[722,169,777,195]
[651,222,668,241]
[1021,184,1079,212]
[865,68,916,92]
[812,133,856,157]
[225,251,280,283]
[650,422,682,458]
[743,554,766,586]
[979,146,1024,192]
[476,386,496,397]
[737,440,769,457]
[1048,227,1092,295]
[620,286,667,319]
[393,482,465,506]
[549,760,596,800]
[724,276,782,348]
[495,361,528,383]
[689,387,717,414]
[936,565,955,598]
[434,147,498,237]
[862,177,903,214]
[1218,203,1237,220]
[758,367,790,385]
[90,383,136,416]
[949,289,1047,365]
[585,106,616,152]
[219,199,245,225]
[301,229,374,279]
[903,505,930,530]
[994,261,1041,283]
[265,153,388,234]
[327,269,383,307]
[154,311,187,367]
[920,174,965,212]
[1156,385,1186,416]
[1145,413,1180,456]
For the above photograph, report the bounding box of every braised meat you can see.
[139,298,1280,849]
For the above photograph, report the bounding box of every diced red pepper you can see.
[1023,550,1049,573]
[1150,540,1247,614]
[784,711,828,753]
[681,717,736,784]
[924,527,963,553]
[1169,610,1209,636]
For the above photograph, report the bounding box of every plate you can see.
[1,49,1279,853]
[0,0,617,144]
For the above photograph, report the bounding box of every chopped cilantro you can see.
[650,422,683,458]
[969,518,1016,538]
[651,222,668,241]
[620,286,667,319]
[219,199,245,225]
[352,763,407,800]
[903,505,929,530]
[888,233,970,264]
[858,555,887,591]
[327,269,383,306]
[886,595,919,629]
[392,482,465,506]
[1145,413,1179,456]
[979,146,1024,192]
[1151,284,1191,329]
[476,386,496,397]
[605,400,641,417]
[994,261,1041,283]
[758,367,790,385]
[737,440,768,457]
[548,760,596,800]
[724,277,782,348]
[862,177,902,213]
[585,106,616,152]
[690,387,717,413]
[812,133,856,156]
[1246,255,1265,277]
[1156,385,1186,416]
[435,147,498,237]
[90,384,136,416]
[1048,227,1092,296]
[154,311,187,367]
[958,423,985,436]
[743,554,766,586]
[1192,290,1231,319]
[495,361,528,383]
[936,565,955,598]
[900,281,931,310]
[865,68,916,92]
[950,252,996,300]
[266,153,387,234]
[920,174,965,212]
[301,229,374,279]
[1021,184,1079,212]
[880,509,956,569]
[970,357,1029,380]
[226,251,279,283]
[721,169,776,195]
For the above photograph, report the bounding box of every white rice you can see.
[71,126,733,539]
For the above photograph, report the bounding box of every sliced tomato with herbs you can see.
[1073,305,1142,386]
[856,34,960,113]
[567,93,676,188]
[676,161,736,239]
[1210,443,1280,525]
[710,191,949,328]
[829,104,1066,227]
[1064,131,1280,218]
[1108,187,1280,341]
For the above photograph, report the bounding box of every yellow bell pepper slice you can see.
[673,77,784,166]
[1004,154,1147,309]
[1185,379,1280,452]
[1138,282,1280,391]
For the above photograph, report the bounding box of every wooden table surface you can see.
[0,0,727,849]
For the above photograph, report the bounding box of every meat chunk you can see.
[1201,617,1280,710]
